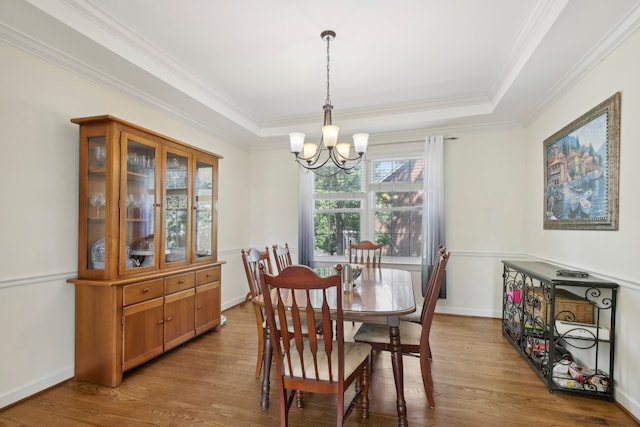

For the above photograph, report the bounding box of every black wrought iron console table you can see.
[502,260,617,401]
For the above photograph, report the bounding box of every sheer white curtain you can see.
[422,135,446,298]
[298,172,315,267]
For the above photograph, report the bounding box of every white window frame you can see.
[368,156,424,264]
[312,142,425,266]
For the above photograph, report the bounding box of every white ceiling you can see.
[2,0,640,148]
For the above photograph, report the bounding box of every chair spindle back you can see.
[272,243,293,273]
[349,240,382,268]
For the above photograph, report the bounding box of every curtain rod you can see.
[397,137,458,142]
[371,137,458,146]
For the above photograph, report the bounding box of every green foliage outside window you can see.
[313,165,362,255]
[314,165,362,193]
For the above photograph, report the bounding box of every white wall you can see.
[523,27,640,418]
[247,146,301,251]
[437,126,526,317]
[0,40,251,407]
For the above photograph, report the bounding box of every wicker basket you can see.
[526,287,593,324]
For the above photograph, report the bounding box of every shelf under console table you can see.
[501,260,617,401]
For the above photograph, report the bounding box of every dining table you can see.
[253,266,416,427]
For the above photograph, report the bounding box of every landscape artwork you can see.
[543,92,620,230]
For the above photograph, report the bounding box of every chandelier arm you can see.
[292,132,331,165]
[313,165,357,177]
[329,155,363,172]
[293,145,362,173]
[293,140,324,165]
[294,151,333,171]
[292,139,330,169]
[329,149,364,163]
[309,156,362,177]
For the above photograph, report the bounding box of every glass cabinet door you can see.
[163,148,190,267]
[87,136,108,271]
[121,134,160,274]
[194,159,214,260]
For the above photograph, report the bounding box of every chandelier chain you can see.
[325,34,331,105]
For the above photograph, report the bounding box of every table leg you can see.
[389,324,408,427]
[260,323,272,411]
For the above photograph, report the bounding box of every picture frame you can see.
[543,92,620,230]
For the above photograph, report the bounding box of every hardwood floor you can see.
[1,303,637,426]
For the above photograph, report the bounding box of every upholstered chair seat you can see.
[283,339,372,381]
[353,322,422,347]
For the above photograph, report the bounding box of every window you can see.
[313,165,364,257]
[312,155,425,263]
[371,158,424,258]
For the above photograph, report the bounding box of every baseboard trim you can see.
[0,367,73,409]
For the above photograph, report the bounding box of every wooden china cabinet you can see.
[68,115,223,387]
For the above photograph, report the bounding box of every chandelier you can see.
[289,30,369,174]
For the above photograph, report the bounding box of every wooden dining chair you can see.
[400,246,447,324]
[259,264,372,427]
[241,247,273,377]
[242,247,322,380]
[349,240,382,268]
[272,242,293,273]
[353,250,449,408]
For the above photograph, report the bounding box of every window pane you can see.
[314,212,360,256]
[125,139,157,271]
[374,210,422,257]
[375,191,423,208]
[314,199,362,209]
[165,152,188,263]
[314,165,362,192]
[195,160,213,257]
[371,159,424,184]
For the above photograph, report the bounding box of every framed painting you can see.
[543,92,620,230]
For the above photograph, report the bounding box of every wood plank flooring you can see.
[1,302,637,426]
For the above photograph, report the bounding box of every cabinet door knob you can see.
[143,288,150,293]
[166,316,173,321]
[206,273,212,277]
[197,305,203,310]
[178,280,184,284]
[158,319,164,325]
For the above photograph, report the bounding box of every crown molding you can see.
[489,0,569,108]
[259,95,494,138]
[23,0,263,135]
[0,16,255,149]
[7,0,640,151]
[523,1,640,125]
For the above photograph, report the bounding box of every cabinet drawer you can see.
[165,287,195,304]
[166,272,195,294]
[196,281,220,293]
[196,266,221,285]
[123,279,164,306]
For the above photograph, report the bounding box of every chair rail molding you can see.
[0,271,77,290]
